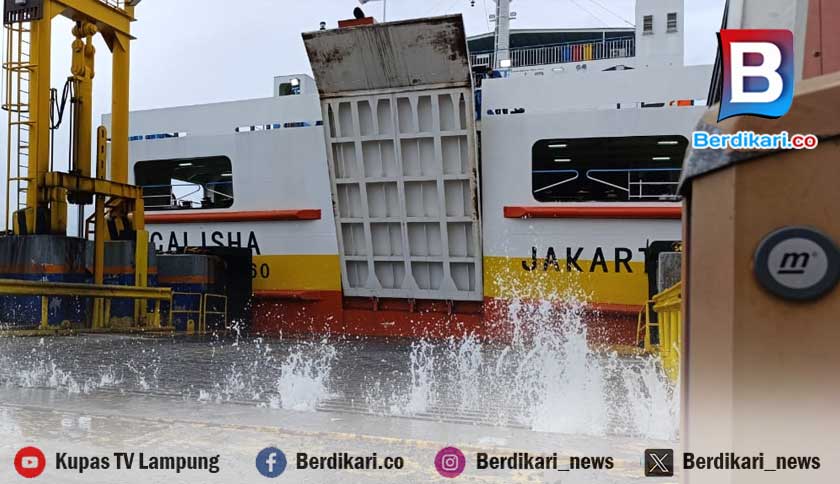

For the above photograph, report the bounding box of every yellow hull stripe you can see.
[248,254,647,306]
[482,256,648,306]
[252,255,342,291]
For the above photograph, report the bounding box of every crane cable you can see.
[49,78,76,172]
[50,78,75,130]
[586,0,635,27]
[567,0,610,26]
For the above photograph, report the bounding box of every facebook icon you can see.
[256,447,287,478]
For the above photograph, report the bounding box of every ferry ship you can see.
[116,0,711,344]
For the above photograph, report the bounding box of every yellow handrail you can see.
[637,282,682,382]
[170,292,202,334]
[202,293,228,332]
[170,292,228,334]
[0,278,170,329]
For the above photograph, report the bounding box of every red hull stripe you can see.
[249,292,642,345]
[144,209,321,224]
[253,290,326,301]
[503,206,682,219]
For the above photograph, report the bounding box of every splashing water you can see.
[512,297,612,435]
[17,358,82,394]
[0,294,678,440]
[271,339,337,411]
[616,355,680,440]
[0,335,339,413]
[390,340,437,416]
[363,293,679,439]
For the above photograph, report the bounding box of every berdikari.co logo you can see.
[693,28,815,151]
[717,29,794,121]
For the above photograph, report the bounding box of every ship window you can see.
[278,78,301,96]
[667,12,678,33]
[643,15,654,34]
[531,136,688,202]
[135,156,234,211]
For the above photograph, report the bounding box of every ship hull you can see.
[250,294,639,345]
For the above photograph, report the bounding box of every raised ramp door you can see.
[304,16,482,301]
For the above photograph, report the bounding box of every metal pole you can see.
[493,0,512,69]
[29,3,54,233]
[40,296,49,329]
[93,192,104,327]
[383,0,387,21]
[110,32,130,184]
[77,205,83,237]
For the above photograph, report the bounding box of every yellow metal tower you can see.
[0,0,164,330]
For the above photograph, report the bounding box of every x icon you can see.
[644,449,674,477]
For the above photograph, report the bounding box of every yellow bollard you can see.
[40,296,49,329]
[152,300,161,329]
[104,299,111,329]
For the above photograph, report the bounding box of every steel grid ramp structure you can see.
[303,15,483,302]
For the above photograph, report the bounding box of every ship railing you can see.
[470,37,635,69]
[585,168,681,201]
[141,181,233,210]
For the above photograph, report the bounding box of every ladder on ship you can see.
[2,21,34,233]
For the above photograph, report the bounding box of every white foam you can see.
[372,292,679,439]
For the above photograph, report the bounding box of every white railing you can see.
[470,37,635,69]
[99,0,128,10]
[585,168,681,201]
[142,182,234,210]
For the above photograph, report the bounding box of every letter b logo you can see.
[718,29,794,121]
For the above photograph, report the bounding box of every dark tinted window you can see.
[532,136,688,202]
[135,156,233,211]
[643,15,654,34]
[667,12,678,33]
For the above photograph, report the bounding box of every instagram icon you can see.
[435,446,466,478]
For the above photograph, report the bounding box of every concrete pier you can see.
[680,73,840,484]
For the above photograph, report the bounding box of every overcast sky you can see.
[123,0,725,109]
[0,0,726,228]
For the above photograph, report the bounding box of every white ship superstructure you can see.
[116,0,712,342]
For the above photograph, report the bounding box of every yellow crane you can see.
[1,0,169,330]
